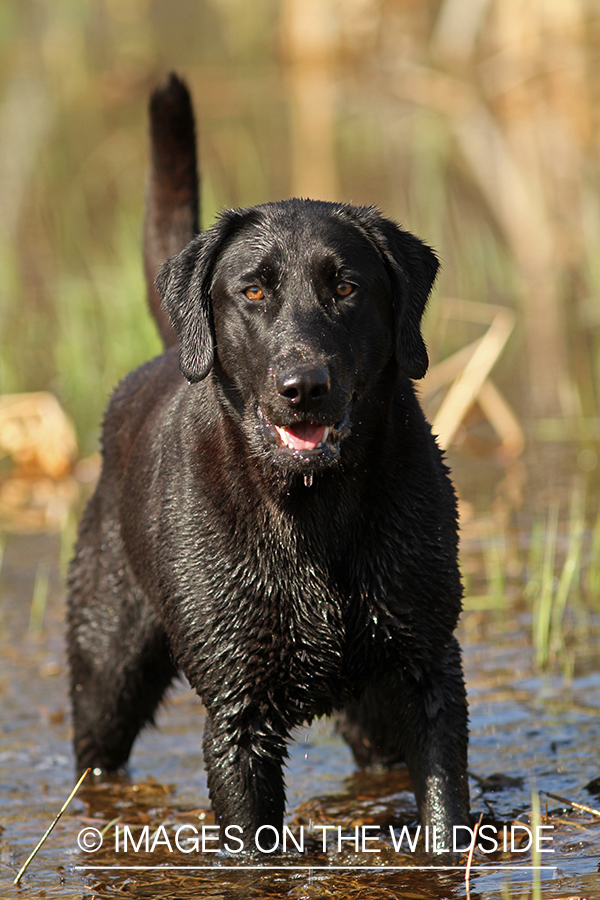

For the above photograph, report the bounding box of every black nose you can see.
[275,366,331,411]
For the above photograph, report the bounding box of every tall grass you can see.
[463,479,598,673]
[532,502,560,669]
[52,213,162,452]
[529,486,588,670]
[1,3,598,655]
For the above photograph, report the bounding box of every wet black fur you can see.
[67,74,470,848]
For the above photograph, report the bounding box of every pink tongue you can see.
[275,423,327,451]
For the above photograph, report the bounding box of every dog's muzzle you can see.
[256,406,351,467]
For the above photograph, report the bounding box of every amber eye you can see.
[244,286,264,301]
[335,281,353,298]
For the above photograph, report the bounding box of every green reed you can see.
[532,502,559,669]
[29,564,49,636]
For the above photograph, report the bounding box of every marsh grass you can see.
[2,0,600,451]
[529,486,592,672]
[482,533,508,609]
[549,491,586,657]
[533,502,560,669]
[462,478,600,673]
[52,213,162,452]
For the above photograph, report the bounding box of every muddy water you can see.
[1,532,600,899]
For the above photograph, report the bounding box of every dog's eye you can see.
[244,286,264,301]
[335,281,353,298]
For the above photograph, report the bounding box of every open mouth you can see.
[273,422,332,452]
[257,408,351,460]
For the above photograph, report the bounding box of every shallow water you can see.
[1,532,600,899]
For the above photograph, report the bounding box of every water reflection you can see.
[1,532,600,898]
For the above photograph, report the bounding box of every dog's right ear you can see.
[156,211,244,382]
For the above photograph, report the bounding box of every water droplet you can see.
[303,473,313,487]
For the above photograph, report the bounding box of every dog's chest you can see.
[227,519,348,701]
[158,467,429,719]
[164,497,360,718]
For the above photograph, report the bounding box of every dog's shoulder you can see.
[100,347,213,473]
[101,348,175,443]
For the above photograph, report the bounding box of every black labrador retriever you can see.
[67,74,470,849]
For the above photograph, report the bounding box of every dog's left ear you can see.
[156,211,245,382]
[353,209,439,380]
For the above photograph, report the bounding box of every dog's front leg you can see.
[341,636,470,850]
[392,636,470,849]
[201,708,288,852]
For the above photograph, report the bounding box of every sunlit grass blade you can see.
[549,484,585,663]
[13,768,90,885]
[533,503,559,668]
[585,503,600,604]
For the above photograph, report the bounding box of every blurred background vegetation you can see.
[4,10,600,880]
[1,0,600,500]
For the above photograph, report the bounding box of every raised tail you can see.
[144,73,199,348]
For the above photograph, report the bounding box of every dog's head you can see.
[157,199,438,473]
